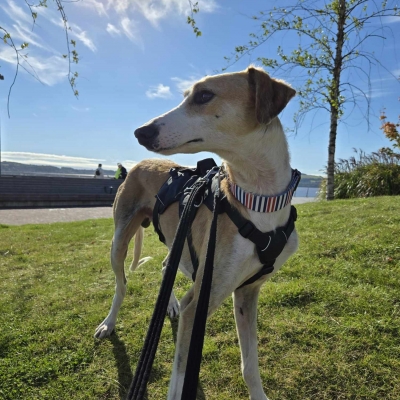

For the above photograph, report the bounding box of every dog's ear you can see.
[248,67,296,125]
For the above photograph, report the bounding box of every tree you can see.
[226,0,400,200]
[0,0,80,117]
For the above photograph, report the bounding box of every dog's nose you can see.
[134,124,159,142]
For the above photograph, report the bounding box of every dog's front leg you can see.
[233,282,269,400]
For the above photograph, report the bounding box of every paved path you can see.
[0,198,315,226]
[292,197,316,205]
[0,207,113,226]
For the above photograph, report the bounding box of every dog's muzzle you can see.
[134,123,160,149]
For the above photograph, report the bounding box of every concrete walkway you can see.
[0,197,315,226]
[292,197,316,205]
[0,207,113,226]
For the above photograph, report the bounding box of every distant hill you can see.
[0,161,115,177]
[0,161,323,187]
[300,174,324,188]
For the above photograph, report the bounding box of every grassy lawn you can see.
[1,196,399,399]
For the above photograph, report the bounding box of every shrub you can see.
[319,100,400,199]
[319,149,400,199]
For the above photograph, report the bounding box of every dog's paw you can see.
[94,320,115,339]
[167,298,180,319]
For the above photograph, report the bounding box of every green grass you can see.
[1,196,400,399]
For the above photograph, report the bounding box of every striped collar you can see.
[229,169,301,213]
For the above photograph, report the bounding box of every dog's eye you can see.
[193,90,214,105]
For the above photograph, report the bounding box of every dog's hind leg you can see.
[233,282,269,400]
[94,213,143,339]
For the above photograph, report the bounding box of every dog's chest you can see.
[159,198,298,286]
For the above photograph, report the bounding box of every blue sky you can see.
[1,0,399,176]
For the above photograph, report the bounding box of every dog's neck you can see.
[219,118,292,197]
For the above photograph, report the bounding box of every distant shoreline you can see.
[1,161,323,191]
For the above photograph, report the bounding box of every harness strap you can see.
[153,205,199,280]
[181,179,221,400]
[155,169,298,290]
[153,197,165,244]
[187,227,200,281]
[222,198,297,288]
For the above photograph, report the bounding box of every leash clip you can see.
[194,194,204,208]
[203,166,220,183]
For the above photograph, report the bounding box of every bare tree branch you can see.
[0,0,79,116]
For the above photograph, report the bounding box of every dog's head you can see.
[134,67,295,155]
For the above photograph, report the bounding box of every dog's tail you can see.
[129,226,152,272]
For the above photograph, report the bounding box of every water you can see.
[294,187,319,198]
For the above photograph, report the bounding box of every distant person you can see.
[115,163,127,180]
[94,163,104,178]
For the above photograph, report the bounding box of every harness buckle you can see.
[203,166,220,183]
[238,220,257,239]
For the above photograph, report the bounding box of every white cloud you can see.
[366,89,391,99]
[11,23,50,51]
[120,17,139,41]
[113,0,132,14]
[2,151,138,171]
[74,30,97,52]
[0,47,68,86]
[1,0,217,90]
[76,0,108,16]
[75,0,218,26]
[109,0,218,25]
[171,75,202,92]
[0,12,53,53]
[384,16,400,24]
[50,19,97,52]
[71,106,91,112]
[2,151,101,169]
[1,0,32,24]
[146,84,173,99]
[106,23,121,36]
[0,2,95,88]
[35,16,95,54]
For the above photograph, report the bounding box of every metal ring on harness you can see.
[194,187,205,207]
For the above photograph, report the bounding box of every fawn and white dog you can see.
[95,66,299,400]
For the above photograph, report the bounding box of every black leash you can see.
[127,160,298,399]
[126,178,208,400]
[181,175,221,399]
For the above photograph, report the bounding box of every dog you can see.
[95,66,299,400]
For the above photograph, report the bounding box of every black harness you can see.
[128,158,300,400]
[153,158,299,288]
